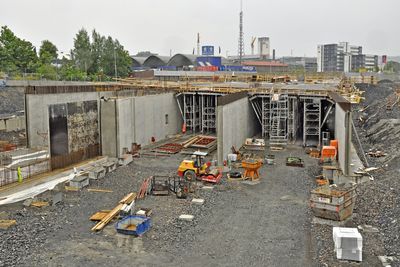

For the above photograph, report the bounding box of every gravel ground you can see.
[1,145,320,267]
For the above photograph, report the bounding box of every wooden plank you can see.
[91,192,136,232]
[89,211,109,221]
[31,201,49,208]
[0,220,16,229]
[87,188,114,193]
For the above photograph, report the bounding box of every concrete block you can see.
[378,256,397,266]
[102,161,117,173]
[51,191,63,206]
[87,167,106,180]
[23,199,33,207]
[118,154,133,166]
[358,224,379,233]
[179,215,194,221]
[70,175,90,189]
[192,198,205,205]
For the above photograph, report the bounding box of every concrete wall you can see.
[0,116,25,132]
[217,95,258,164]
[100,100,117,158]
[335,104,352,175]
[25,91,112,149]
[101,93,182,157]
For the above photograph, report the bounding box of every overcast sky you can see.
[2,0,399,58]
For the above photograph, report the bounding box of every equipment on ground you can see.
[177,151,222,183]
[150,175,190,199]
[286,157,304,167]
[242,159,262,181]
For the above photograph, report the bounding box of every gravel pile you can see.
[0,88,24,116]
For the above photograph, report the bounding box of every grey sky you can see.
[2,0,399,58]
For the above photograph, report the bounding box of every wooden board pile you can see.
[91,192,136,232]
[180,135,217,154]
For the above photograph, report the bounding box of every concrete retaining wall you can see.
[335,104,352,175]
[0,116,25,132]
[25,91,113,149]
[217,95,258,164]
[101,93,182,157]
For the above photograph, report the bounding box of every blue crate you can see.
[115,215,151,236]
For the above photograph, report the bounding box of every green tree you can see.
[384,61,400,73]
[71,28,92,74]
[39,40,58,64]
[0,26,38,74]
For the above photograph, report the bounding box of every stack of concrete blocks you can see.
[102,158,117,173]
[333,227,362,262]
[87,166,106,180]
[69,174,90,189]
[37,188,63,206]
[118,154,133,166]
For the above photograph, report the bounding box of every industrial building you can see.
[317,42,378,72]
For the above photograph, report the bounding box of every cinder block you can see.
[70,175,89,189]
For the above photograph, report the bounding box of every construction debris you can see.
[243,138,265,151]
[87,188,113,193]
[89,210,111,221]
[91,192,136,232]
[286,157,304,167]
[30,201,49,208]
[151,143,183,154]
[115,215,151,236]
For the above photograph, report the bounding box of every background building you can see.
[317,42,378,72]
[281,57,317,72]
[258,37,270,60]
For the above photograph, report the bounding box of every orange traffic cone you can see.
[182,123,187,134]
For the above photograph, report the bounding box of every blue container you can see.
[196,56,222,67]
[115,216,151,236]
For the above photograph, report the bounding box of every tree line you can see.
[0,26,133,81]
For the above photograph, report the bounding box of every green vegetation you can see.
[383,61,400,73]
[0,25,133,80]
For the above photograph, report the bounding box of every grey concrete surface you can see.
[101,93,182,157]
[335,104,352,175]
[217,96,258,164]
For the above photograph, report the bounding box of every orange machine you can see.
[321,146,337,163]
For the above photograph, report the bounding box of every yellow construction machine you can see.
[177,151,222,183]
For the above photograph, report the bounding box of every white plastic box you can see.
[332,227,363,262]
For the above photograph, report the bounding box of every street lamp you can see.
[113,47,118,81]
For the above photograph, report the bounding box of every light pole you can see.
[113,47,118,81]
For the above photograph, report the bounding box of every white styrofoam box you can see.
[336,248,362,262]
[333,227,363,250]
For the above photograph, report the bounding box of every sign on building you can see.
[202,46,214,56]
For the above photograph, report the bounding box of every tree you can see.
[71,28,92,74]
[39,40,58,64]
[384,61,400,73]
[0,26,38,73]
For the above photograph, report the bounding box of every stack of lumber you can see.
[91,192,136,232]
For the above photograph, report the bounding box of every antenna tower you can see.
[238,0,244,63]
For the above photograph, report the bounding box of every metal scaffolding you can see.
[302,97,322,147]
[201,95,218,133]
[269,94,289,146]
[261,96,271,138]
[183,94,200,132]
[179,93,221,133]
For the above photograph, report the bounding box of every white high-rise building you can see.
[258,37,270,59]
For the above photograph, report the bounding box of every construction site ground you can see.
[0,145,316,266]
